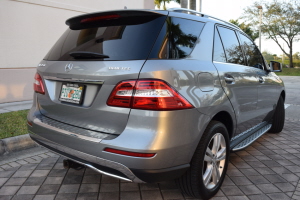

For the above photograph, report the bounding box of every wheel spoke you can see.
[216,147,226,161]
[212,162,221,184]
[205,147,213,162]
[203,165,213,186]
[212,134,221,154]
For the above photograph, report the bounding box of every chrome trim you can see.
[29,132,144,183]
[33,118,102,143]
[44,76,104,84]
[232,124,272,151]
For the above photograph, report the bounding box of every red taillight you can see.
[107,79,194,111]
[34,73,45,94]
[104,148,156,158]
[80,14,121,23]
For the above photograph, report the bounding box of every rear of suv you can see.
[28,8,285,199]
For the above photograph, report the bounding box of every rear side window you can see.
[149,17,204,59]
[213,28,226,62]
[239,33,265,70]
[217,27,245,65]
[44,16,167,61]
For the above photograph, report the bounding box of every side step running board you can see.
[231,124,272,151]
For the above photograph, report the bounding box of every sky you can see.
[163,0,300,56]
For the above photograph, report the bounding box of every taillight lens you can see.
[107,79,194,111]
[34,73,45,94]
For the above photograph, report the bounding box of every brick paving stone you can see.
[17,186,40,195]
[267,193,290,200]
[33,194,55,200]
[0,186,20,195]
[100,183,119,192]
[239,185,262,195]
[47,169,66,177]
[221,186,244,196]
[121,183,139,191]
[141,190,163,200]
[227,196,249,200]
[120,191,141,200]
[12,170,32,178]
[98,192,119,200]
[0,178,8,186]
[264,174,287,183]
[230,176,252,185]
[5,178,26,186]
[23,177,45,186]
[77,193,98,200]
[11,194,34,200]
[62,175,82,184]
[54,193,77,200]
[247,175,269,184]
[78,184,99,193]
[248,194,271,200]
[81,175,101,184]
[0,196,12,200]
[18,164,37,171]
[43,177,63,185]
[160,189,184,199]
[37,185,60,195]
[274,182,295,192]
[101,175,119,183]
[58,184,80,193]
[139,183,160,190]
[30,170,50,177]
[222,176,235,186]
[0,171,15,178]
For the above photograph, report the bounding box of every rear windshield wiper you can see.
[69,51,109,59]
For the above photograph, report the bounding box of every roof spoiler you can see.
[66,10,168,30]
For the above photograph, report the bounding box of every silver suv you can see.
[28,8,285,199]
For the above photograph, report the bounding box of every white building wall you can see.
[0,0,154,103]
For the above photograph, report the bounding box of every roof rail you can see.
[168,8,241,30]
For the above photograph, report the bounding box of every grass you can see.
[276,67,300,76]
[0,110,29,139]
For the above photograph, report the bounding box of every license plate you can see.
[59,83,84,104]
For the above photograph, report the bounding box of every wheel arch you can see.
[280,90,286,102]
[211,111,234,140]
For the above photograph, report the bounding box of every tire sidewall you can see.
[191,121,230,199]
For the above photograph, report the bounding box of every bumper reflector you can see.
[104,148,156,158]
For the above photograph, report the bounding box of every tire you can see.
[176,120,230,199]
[269,96,285,133]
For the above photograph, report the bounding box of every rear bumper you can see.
[30,132,189,182]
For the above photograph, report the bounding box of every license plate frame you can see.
[59,83,85,105]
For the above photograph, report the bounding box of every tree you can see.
[229,19,259,41]
[154,0,180,10]
[242,0,300,68]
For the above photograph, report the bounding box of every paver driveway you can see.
[0,119,300,200]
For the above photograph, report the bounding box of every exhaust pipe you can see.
[63,159,85,170]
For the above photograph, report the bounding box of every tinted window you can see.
[239,33,265,70]
[217,27,245,65]
[45,16,166,61]
[149,17,204,59]
[213,28,226,62]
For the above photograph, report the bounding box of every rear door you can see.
[238,33,279,121]
[36,11,167,135]
[213,26,261,136]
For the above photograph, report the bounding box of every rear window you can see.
[149,17,204,59]
[44,15,167,61]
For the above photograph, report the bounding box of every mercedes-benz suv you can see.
[27,8,285,199]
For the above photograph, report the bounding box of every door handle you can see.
[258,76,264,83]
[224,75,235,84]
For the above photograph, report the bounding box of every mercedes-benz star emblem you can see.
[65,63,73,72]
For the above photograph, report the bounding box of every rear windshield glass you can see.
[44,16,166,61]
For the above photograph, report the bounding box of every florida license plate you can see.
[59,83,84,104]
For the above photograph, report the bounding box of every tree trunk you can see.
[289,42,293,68]
[180,0,188,8]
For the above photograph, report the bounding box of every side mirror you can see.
[269,61,282,72]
